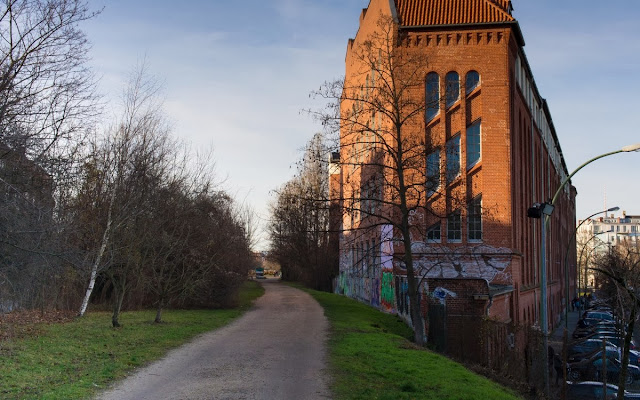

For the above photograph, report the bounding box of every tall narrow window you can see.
[427,222,441,242]
[426,150,440,197]
[466,70,480,94]
[425,72,439,121]
[446,134,460,183]
[467,120,481,168]
[445,71,459,107]
[447,211,462,242]
[468,195,482,241]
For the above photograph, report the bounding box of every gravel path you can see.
[96,280,331,400]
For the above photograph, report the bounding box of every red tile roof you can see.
[395,0,515,26]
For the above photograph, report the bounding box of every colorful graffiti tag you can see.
[381,272,395,312]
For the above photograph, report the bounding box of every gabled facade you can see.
[333,0,576,341]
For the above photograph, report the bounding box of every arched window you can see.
[425,72,439,121]
[445,71,459,107]
[466,70,480,94]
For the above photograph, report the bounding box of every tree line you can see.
[0,0,254,326]
[268,133,337,292]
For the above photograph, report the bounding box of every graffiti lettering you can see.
[381,272,395,311]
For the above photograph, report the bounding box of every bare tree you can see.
[0,0,100,171]
[0,0,99,312]
[308,15,437,345]
[269,132,337,292]
[73,63,171,325]
[591,243,640,399]
[307,13,502,346]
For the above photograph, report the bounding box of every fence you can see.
[428,308,548,395]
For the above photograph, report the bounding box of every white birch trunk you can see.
[78,192,116,317]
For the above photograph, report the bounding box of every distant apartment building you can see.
[576,212,640,289]
[331,0,576,346]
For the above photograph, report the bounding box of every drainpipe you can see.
[485,292,494,317]
[480,279,493,317]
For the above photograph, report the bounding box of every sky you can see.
[82,0,640,250]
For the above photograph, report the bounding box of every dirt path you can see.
[96,280,331,400]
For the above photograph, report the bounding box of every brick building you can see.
[332,0,577,345]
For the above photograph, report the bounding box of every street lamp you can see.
[526,201,555,396]
[528,143,639,396]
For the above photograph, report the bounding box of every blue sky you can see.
[84,1,640,249]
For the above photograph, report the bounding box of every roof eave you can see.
[398,20,525,47]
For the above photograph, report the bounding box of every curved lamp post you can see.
[528,143,640,396]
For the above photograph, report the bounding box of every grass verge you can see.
[0,280,264,400]
[304,288,522,400]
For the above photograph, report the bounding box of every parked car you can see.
[577,318,617,329]
[569,348,640,367]
[569,339,618,357]
[567,352,640,385]
[572,332,636,350]
[567,381,640,400]
[573,326,620,339]
[594,335,637,351]
[583,310,615,321]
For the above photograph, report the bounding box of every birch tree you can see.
[75,65,170,322]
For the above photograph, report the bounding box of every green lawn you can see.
[0,281,521,400]
[305,288,522,400]
[0,281,264,400]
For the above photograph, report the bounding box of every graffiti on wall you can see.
[432,286,457,305]
[381,224,394,271]
[381,271,395,312]
[412,243,513,284]
[362,277,371,303]
[395,276,410,316]
[370,278,380,307]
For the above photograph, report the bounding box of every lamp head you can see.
[527,202,554,218]
[607,206,620,212]
[621,143,640,152]
[541,203,555,216]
